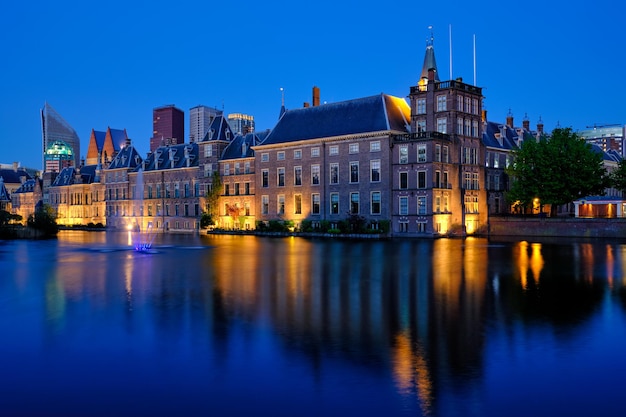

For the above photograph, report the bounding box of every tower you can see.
[41,102,81,171]
[227,113,255,135]
[402,28,486,235]
[150,105,184,152]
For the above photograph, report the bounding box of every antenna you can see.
[473,34,477,86]
[449,24,453,80]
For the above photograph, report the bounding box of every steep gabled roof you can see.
[482,121,536,151]
[13,178,41,194]
[0,177,10,202]
[107,144,143,170]
[201,115,234,142]
[142,143,199,171]
[260,94,411,146]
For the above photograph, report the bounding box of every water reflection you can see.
[1,232,626,416]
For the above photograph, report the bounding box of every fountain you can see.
[128,168,158,252]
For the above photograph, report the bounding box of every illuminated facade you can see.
[41,102,81,170]
[48,165,105,226]
[85,127,129,165]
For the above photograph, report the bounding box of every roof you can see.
[107,144,143,170]
[221,132,260,160]
[420,42,440,82]
[482,121,535,151]
[143,142,199,171]
[13,178,41,194]
[0,177,10,201]
[260,94,411,146]
[0,168,33,184]
[50,165,99,186]
[201,115,234,142]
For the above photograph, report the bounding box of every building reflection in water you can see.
[33,232,626,415]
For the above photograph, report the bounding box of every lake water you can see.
[1,231,625,416]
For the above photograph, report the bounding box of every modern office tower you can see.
[41,102,81,170]
[189,105,222,143]
[150,105,184,152]
[44,140,74,173]
[227,113,255,135]
[578,124,626,157]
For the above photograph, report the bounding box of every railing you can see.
[392,131,451,143]
[410,80,482,94]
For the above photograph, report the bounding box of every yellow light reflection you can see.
[392,332,433,415]
[606,244,614,289]
[518,241,529,289]
[529,243,544,282]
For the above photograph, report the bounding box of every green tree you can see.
[611,158,626,193]
[0,210,22,227]
[203,170,222,227]
[507,127,610,216]
[27,203,58,236]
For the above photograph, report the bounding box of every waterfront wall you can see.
[489,217,626,238]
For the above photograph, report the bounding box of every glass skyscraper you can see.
[41,102,81,170]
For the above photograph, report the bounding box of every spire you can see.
[419,26,440,82]
[278,87,286,119]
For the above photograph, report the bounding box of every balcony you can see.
[392,131,451,143]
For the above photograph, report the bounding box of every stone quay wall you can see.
[488,217,626,239]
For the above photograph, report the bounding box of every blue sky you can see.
[1,0,623,170]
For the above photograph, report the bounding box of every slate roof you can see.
[93,130,107,150]
[0,168,33,185]
[0,177,10,201]
[482,121,535,151]
[108,128,129,152]
[142,142,199,171]
[107,144,143,170]
[201,115,234,142]
[260,94,411,146]
[50,165,98,186]
[13,178,40,194]
[221,132,261,160]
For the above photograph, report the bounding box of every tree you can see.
[203,170,222,227]
[27,203,58,236]
[507,127,610,216]
[611,158,626,193]
[0,210,22,227]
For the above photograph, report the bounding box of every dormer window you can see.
[225,130,231,140]
[209,129,214,140]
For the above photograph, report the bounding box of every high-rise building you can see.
[578,124,626,157]
[189,105,222,143]
[41,102,81,170]
[227,113,255,135]
[150,105,184,152]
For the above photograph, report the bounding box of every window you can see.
[457,96,464,111]
[194,183,200,197]
[399,196,408,215]
[418,144,427,162]
[437,118,447,134]
[312,194,320,214]
[262,169,269,188]
[278,195,285,215]
[277,151,285,161]
[244,161,250,174]
[174,183,180,198]
[371,191,381,215]
[472,173,479,190]
[294,149,302,159]
[261,153,269,162]
[244,202,250,216]
[329,145,339,156]
[493,154,500,168]
[156,184,161,198]
[418,171,426,189]
[370,160,380,182]
[473,99,479,115]
[224,184,230,196]
[370,141,381,152]
[311,164,320,185]
[205,146,212,157]
[443,146,449,163]
[400,172,408,189]
[311,147,320,157]
[494,175,500,190]
[465,97,471,113]
[244,182,250,195]
[330,193,339,214]
[437,95,447,111]
[235,163,240,175]
[277,168,285,187]
[234,183,240,195]
[184,183,190,198]
[465,196,479,213]
[294,194,302,214]
[472,120,479,137]
[417,196,427,214]
[444,195,449,212]
[417,120,426,132]
[400,222,409,233]
[434,171,441,188]
[350,162,359,183]
[465,172,472,189]
[350,192,359,214]
[294,166,302,186]
[485,151,491,167]
[435,145,441,162]
[349,143,359,154]
[417,98,426,114]
[399,145,408,164]
[435,196,441,213]
[465,119,471,136]
[262,195,269,214]
[457,118,464,135]
[330,163,339,184]
[443,171,449,188]
[224,164,230,176]
[204,163,212,177]
[147,185,153,199]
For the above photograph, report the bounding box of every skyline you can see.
[2,0,624,170]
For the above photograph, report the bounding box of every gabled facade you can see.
[49,165,105,226]
[85,127,129,165]
[11,178,43,223]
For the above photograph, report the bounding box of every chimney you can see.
[522,113,530,131]
[481,109,487,123]
[506,109,514,128]
[312,86,320,107]
[303,102,310,108]
[537,117,544,135]
[428,68,436,82]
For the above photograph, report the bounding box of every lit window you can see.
[294,149,302,159]
[330,193,339,214]
[294,194,302,214]
[349,143,359,154]
[418,144,427,162]
[329,145,339,156]
[370,141,381,152]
